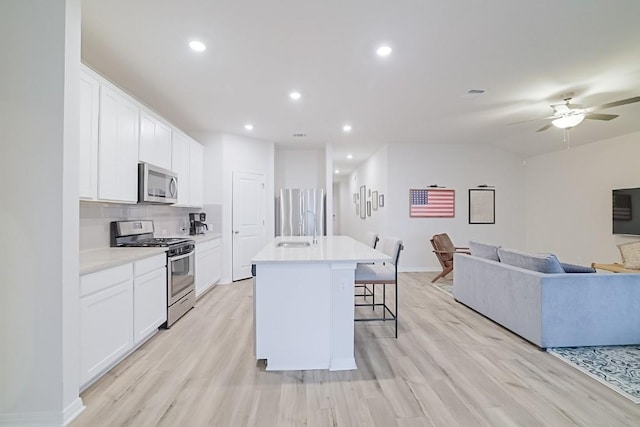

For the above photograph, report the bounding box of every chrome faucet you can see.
[305,210,318,244]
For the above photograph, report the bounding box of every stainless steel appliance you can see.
[138,162,178,204]
[189,212,208,235]
[110,220,195,327]
[276,188,325,238]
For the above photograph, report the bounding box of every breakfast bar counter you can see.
[252,236,390,371]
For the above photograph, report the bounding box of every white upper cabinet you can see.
[139,109,172,170]
[79,66,204,206]
[172,131,204,207]
[98,85,139,203]
[79,67,99,200]
[171,132,191,206]
[189,140,204,208]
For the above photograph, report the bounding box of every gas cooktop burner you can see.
[118,237,191,247]
[110,220,195,248]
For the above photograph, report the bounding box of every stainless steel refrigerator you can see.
[276,188,325,237]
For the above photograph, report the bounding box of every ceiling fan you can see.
[517,94,640,132]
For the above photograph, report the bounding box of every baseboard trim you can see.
[398,267,439,273]
[63,397,85,426]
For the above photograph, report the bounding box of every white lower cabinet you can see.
[195,238,222,297]
[80,253,167,389]
[133,254,167,344]
[80,263,134,388]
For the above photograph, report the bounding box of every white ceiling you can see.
[81,0,640,176]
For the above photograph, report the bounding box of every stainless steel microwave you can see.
[138,162,178,204]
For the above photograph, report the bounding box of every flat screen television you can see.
[612,187,640,235]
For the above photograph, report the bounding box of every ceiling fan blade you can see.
[586,96,640,112]
[536,123,552,132]
[509,116,555,125]
[585,113,619,121]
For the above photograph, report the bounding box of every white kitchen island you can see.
[252,236,391,371]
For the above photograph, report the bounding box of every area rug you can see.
[547,346,640,403]
[430,275,453,297]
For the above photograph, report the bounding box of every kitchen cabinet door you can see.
[211,238,222,285]
[79,67,99,200]
[195,239,221,297]
[139,110,172,170]
[171,132,191,206]
[195,244,212,298]
[189,140,204,207]
[80,264,134,388]
[133,265,167,344]
[98,85,139,203]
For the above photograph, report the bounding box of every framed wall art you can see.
[372,191,378,210]
[359,185,366,219]
[409,188,455,218]
[469,188,495,224]
[379,194,384,207]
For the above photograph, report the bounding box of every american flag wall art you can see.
[409,189,455,217]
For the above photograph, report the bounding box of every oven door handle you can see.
[169,251,194,262]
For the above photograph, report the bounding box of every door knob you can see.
[233,230,240,234]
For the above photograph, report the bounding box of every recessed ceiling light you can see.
[289,91,302,100]
[244,124,254,131]
[376,45,392,57]
[334,169,340,174]
[347,154,353,159]
[189,40,206,52]
[343,124,352,132]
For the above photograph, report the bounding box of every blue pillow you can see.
[469,241,500,262]
[560,262,596,274]
[497,248,565,274]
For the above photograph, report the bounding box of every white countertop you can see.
[80,233,222,275]
[252,236,391,264]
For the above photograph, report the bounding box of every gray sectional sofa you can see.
[453,242,640,349]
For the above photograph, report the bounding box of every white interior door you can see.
[232,172,265,281]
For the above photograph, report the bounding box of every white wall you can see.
[198,132,274,284]
[344,146,389,245]
[0,0,83,424]
[524,131,640,266]
[274,148,325,191]
[346,143,525,270]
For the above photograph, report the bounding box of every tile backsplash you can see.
[80,201,222,250]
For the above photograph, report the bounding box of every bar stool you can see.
[354,237,404,338]
[355,233,379,302]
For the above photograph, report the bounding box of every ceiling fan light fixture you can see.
[552,114,585,129]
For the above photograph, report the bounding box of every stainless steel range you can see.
[111,220,196,328]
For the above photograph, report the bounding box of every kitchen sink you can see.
[276,241,311,248]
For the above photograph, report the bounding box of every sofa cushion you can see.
[560,262,596,274]
[469,241,500,261]
[617,241,640,270]
[497,248,565,274]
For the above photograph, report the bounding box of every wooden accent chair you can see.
[430,233,470,283]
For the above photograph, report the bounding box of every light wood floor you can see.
[72,272,640,426]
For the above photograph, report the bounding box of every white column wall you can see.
[198,132,275,284]
[524,131,640,265]
[0,0,83,425]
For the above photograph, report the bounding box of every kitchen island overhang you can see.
[252,236,391,371]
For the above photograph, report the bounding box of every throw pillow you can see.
[560,262,596,274]
[469,241,500,262]
[497,248,565,274]
[618,241,640,269]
